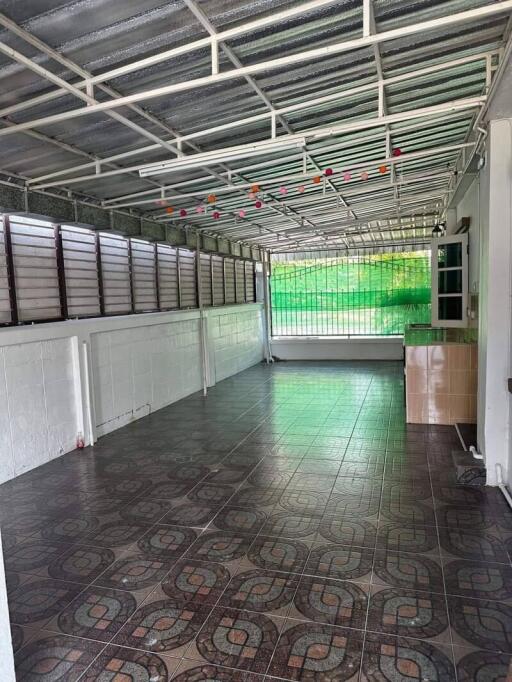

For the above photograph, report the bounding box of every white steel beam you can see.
[0,2,508,138]
[25,51,492,187]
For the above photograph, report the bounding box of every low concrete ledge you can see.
[271,336,404,361]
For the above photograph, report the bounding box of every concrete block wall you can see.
[209,308,264,382]
[0,338,78,482]
[0,304,264,484]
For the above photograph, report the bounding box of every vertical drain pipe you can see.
[262,250,273,363]
[196,232,208,396]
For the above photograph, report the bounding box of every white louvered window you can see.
[235,259,245,303]
[9,216,61,322]
[212,255,224,306]
[178,248,197,308]
[157,244,179,309]
[99,232,132,314]
[0,217,11,324]
[200,253,212,307]
[131,239,158,312]
[61,225,101,318]
[224,257,235,304]
[245,260,255,302]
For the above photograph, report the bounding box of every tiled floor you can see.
[1,361,512,681]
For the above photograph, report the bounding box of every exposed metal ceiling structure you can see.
[0,0,511,252]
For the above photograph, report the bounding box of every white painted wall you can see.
[0,337,78,483]
[455,175,481,296]
[0,532,15,682]
[470,119,512,486]
[271,337,404,361]
[0,304,264,483]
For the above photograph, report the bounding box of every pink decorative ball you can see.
[196,205,205,214]
[156,199,167,206]
[343,172,351,181]
[324,168,334,176]
[238,209,246,218]
[361,171,369,180]
[279,186,288,195]
[179,209,187,217]
[298,185,305,193]
[248,191,256,200]
[255,200,262,209]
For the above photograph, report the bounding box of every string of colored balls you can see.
[159,148,402,219]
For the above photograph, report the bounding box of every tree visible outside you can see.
[270,251,431,336]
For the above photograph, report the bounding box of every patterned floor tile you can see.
[248,536,311,574]
[443,558,512,601]
[94,551,175,592]
[137,524,199,559]
[448,596,512,653]
[268,619,363,681]
[260,512,320,541]
[113,589,212,656]
[48,544,117,584]
[3,538,69,577]
[187,531,255,564]
[305,543,374,583]
[438,527,510,563]
[171,659,265,681]
[375,522,440,555]
[15,632,104,682]
[80,643,179,681]
[84,515,152,549]
[361,631,456,681]
[454,646,512,682]
[317,517,378,549]
[161,502,224,528]
[219,568,299,616]
[8,575,83,628]
[46,584,140,643]
[162,558,231,606]
[187,606,281,674]
[373,549,445,593]
[210,506,268,534]
[290,576,368,629]
[367,585,450,643]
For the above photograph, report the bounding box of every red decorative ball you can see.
[324,168,334,176]
[392,148,402,157]
[212,210,220,219]
[255,200,263,209]
[179,208,187,217]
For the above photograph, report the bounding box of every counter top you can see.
[404,325,477,346]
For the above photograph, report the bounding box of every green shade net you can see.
[271,250,431,336]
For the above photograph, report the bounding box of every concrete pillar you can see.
[477,118,512,486]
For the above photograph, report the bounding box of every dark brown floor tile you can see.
[161,502,223,528]
[361,631,456,681]
[268,618,363,681]
[171,659,265,681]
[3,538,71,577]
[186,606,281,675]
[454,646,512,681]
[304,543,374,583]
[376,521,440,555]
[219,568,299,617]
[7,574,84,629]
[373,549,445,594]
[367,585,450,643]
[438,526,510,563]
[45,584,142,643]
[113,589,212,656]
[94,551,175,592]
[448,595,512,653]
[210,506,269,534]
[247,536,311,574]
[15,631,104,682]
[317,516,378,549]
[162,558,232,606]
[443,558,512,601]
[136,524,199,559]
[289,576,368,628]
[81,643,179,680]
[260,512,320,541]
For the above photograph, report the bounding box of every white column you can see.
[0,532,16,681]
[477,118,512,486]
